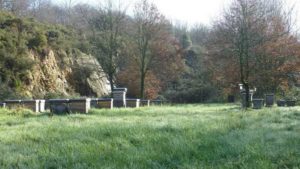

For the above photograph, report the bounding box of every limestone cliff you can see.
[22,49,110,98]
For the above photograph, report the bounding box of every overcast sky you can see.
[53,0,300,27]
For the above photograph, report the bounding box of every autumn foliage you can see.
[116,32,184,99]
[206,0,300,99]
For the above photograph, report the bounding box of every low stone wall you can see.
[126,99,140,108]
[91,99,114,109]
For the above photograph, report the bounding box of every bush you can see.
[164,85,220,103]
[27,31,47,52]
[44,92,67,99]
[285,86,300,101]
[47,30,60,40]
[0,84,18,100]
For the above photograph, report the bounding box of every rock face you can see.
[23,49,110,98]
[73,52,111,97]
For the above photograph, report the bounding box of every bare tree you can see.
[90,0,127,95]
[29,0,50,18]
[62,0,77,25]
[208,0,293,107]
[0,0,5,9]
[0,0,30,16]
[133,0,168,98]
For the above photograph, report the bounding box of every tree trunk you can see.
[109,75,114,97]
[140,72,145,99]
[243,81,250,108]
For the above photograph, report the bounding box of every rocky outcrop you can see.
[71,51,111,97]
[22,49,110,98]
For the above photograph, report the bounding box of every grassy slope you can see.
[0,104,299,169]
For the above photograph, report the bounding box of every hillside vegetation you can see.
[0,12,109,99]
[1,0,300,102]
[0,105,299,168]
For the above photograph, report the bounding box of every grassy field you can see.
[0,104,299,169]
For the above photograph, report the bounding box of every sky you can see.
[53,0,300,27]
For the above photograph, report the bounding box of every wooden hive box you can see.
[4,100,22,109]
[113,88,127,107]
[140,100,150,107]
[49,99,70,114]
[69,98,91,114]
[21,100,40,113]
[126,99,140,108]
[94,98,114,109]
[151,100,163,106]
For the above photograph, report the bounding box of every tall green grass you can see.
[0,104,299,168]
